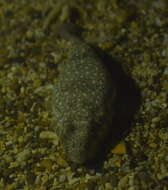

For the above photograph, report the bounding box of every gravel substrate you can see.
[0,0,168,189]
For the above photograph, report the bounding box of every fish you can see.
[52,23,117,165]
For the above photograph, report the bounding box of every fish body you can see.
[52,29,116,164]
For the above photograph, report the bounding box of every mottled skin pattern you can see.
[52,36,116,164]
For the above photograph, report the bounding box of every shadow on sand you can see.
[85,47,142,170]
